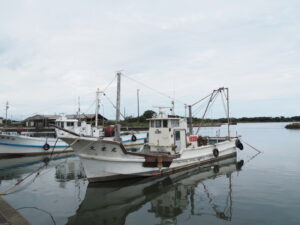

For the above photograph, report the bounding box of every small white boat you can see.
[0,133,72,157]
[0,115,146,157]
[60,72,244,182]
[55,115,147,147]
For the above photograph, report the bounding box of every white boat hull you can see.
[61,136,238,182]
[0,134,72,157]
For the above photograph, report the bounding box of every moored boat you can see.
[60,72,244,182]
[61,114,242,182]
[0,133,71,157]
[66,156,244,225]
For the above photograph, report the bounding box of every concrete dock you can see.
[0,197,31,225]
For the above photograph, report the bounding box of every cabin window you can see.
[67,122,74,127]
[150,121,155,127]
[171,120,179,127]
[61,122,64,128]
[163,120,168,128]
[175,130,180,141]
[155,120,161,128]
[78,121,81,127]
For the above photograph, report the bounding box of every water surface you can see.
[0,122,299,225]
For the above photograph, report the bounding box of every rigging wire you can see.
[103,94,126,119]
[102,74,117,93]
[192,100,209,117]
[122,73,187,105]
[220,91,228,116]
[195,91,219,135]
[84,99,96,114]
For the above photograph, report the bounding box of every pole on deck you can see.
[226,88,230,139]
[114,72,121,142]
[188,105,193,135]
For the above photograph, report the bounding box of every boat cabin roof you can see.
[55,118,78,122]
[147,115,183,121]
[147,117,181,121]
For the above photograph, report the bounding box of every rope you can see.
[220,91,228,116]
[195,91,219,135]
[103,94,126,119]
[240,139,263,153]
[0,138,73,195]
[122,73,187,105]
[17,207,57,225]
[103,74,117,92]
[84,99,96,113]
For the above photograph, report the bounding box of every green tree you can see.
[142,110,156,119]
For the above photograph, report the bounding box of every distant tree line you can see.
[199,116,300,123]
[122,110,300,124]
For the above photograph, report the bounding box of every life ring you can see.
[213,165,220,173]
[131,134,137,142]
[43,143,50,151]
[43,157,50,165]
[236,160,244,170]
[235,139,244,150]
[17,128,24,135]
[213,148,219,157]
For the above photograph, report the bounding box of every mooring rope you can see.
[240,139,263,153]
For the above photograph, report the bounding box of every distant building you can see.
[23,114,107,128]
[0,117,3,126]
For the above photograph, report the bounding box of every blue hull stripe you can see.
[0,137,145,148]
[0,142,69,148]
[122,137,146,143]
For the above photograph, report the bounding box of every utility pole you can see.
[5,101,9,127]
[114,72,121,142]
[137,89,140,121]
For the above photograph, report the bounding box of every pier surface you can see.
[0,197,31,225]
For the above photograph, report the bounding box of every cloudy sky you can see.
[0,0,299,120]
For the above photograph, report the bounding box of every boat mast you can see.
[5,101,9,127]
[95,88,100,127]
[77,96,81,122]
[226,88,230,139]
[188,105,193,135]
[137,89,140,122]
[114,72,121,142]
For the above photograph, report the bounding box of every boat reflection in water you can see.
[0,153,75,181]
[67,157,244,225]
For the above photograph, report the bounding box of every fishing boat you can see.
[0,115,146,157]
[54,114,147,147]
[60,72,244,182]
[67,156,244,225]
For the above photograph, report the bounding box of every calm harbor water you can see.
[0,122,300,225]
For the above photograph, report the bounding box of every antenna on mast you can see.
[5,101,9,127]
[77,96,81,120]
[95,88,101,128]
[171,100,175,115]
